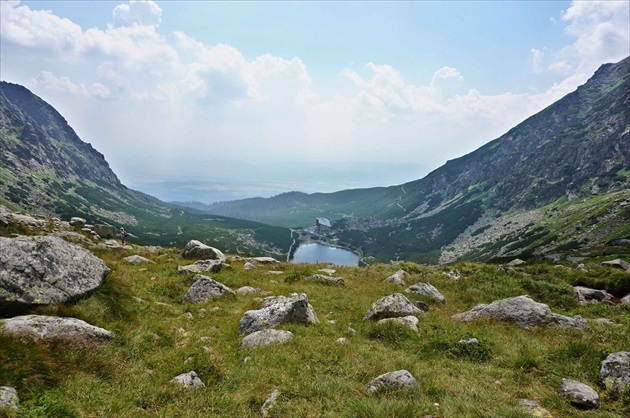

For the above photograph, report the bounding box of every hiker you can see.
[121,227,127,245]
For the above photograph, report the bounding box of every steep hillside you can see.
[205,57,630,263]
[0,82,292,256]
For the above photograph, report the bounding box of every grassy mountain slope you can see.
[0,82,292,256]
[204,57,630,263]
[1,231,628,417]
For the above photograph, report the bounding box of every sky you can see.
[1,0,629,202]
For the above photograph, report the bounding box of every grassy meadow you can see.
[1,243,629,417]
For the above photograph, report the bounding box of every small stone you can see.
[336,337,349,345]
[0,386,19,411]
[124,255,154,264]
[240,329,293,350]
[260,389,280,418]
[365,370,418,392]
[458,337,479,345]
[377,315,419,332]
[519,399,551,417]
[170,371,205,388]
[507,258,525,266]
[558,378,599,409]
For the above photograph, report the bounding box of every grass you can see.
[1,242,629,417]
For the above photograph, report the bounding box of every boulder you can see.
[93,224,118,238]
[243,262,255,270]
[239,293,319,335]
[69,217,86,228]
[363,293,424,321]
[305,274,345,286]
[384,270,408,286]
[0,205,10,226]
[459,337,479,346]
[0,315,113,344]
[336,337,349,345]
[181,240,226,261]
[237,286,272,295]
[600,351,630,392]
[601,259,630,272]
[170,371,204,388]
[182,275,235,304]
[573,286,618,305]
[405,282,446,304]
[610,239,630,246]
[0,235,110,307]
[124,255,154,264]
[0,386,19,412]
[240,329,293,350]
[507,258,525,266]
[621,294,630,304]
[258,295,291,308]
[365,370,418,392]
[558,378,599,409]
[247,257,280,264]
[177,259,223,274]
[377,315,419,331]
[519,399,551,417]
[11,213,45,228]
[452,295,587,329]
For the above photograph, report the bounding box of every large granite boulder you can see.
[0,315,113,344]
[182,240,226,261]
[0,235,110,307]
[363,293,425,321]
[93,224,118,238]
[405,282,446,304]
[240,329,293,350]
[182,275,235,304]
[452,295,587,329]
[365,370,418,392]
[239,293,319,335]
[600,352,630,392]
[558,378,599,409]
[69,217,86,228]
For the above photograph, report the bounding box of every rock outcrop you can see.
[182,275,236,304]
[601,259,630,272]
[240,329,293,350]
[405,282,446,304]
[182,240,226,261]
[365,370,418,392]
[239,293,319,335]
[177,259,224,274]
[452,295,587,329]
[363,293,425,321]
[558,378,599,409]
[0,235,110,307]
[600,351,630,392]
[0,315,113,344]
[573,286,618,305]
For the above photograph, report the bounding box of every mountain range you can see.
[1,57,628,264]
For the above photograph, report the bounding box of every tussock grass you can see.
[1,246,629,417]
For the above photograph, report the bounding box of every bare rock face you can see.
[452,295,587,329]
[182,240,226,261]
[0,235,110,308]
[573,286,619,305]
[365,370,418,392]
[0,315,113,344]
[182,275,235,304]
[558,378,599,409]
[405,282,446,304]
[239,293,319,335]
[363,293,424,321]
[0,386,19,412]
[600,352,630,392]
[240,329,293,350]
[170,371,204,388]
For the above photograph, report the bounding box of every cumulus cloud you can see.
[113,0,162,28]
[30,71,112,99]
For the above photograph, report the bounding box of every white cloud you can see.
[530,48,544,73]
[113,0,162,28]
[30,71,112,99]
